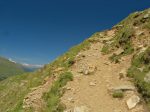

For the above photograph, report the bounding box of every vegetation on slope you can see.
[41,39,92,112]
[0,57,26,81]
[101,8,150,110]
[43,72,73,112]
[127,47,150,109]
[0,70,50,112]
[0,38,92,112]
[0,8,150,112]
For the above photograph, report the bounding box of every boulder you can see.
[78,64,96,75]
[74,106,89,112]
[143,14,149,19]
[103,61,111,65]
[76,53,86,60]
[138,67,144,72]
[113,109,122,112]
[144,72,150,83]
[64,109,72,112]
[139,47,147,54]
[54,67,64,72]
[119,69,126,80]
[126,95,140,109]
[114,24,123,29]
[89,82,96,86]
[114,48,124,55]
[66,87,72,90]
[67,97,75,103]
[84,69,89,75]
[136,31,144,36]
[112,85,135,91]
[87,65,96,74]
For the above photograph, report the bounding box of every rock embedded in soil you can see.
[118,69,126,80]
[89,82,96,86]
[78,64,96,75]
[112,85,135,91]
[74,106,89,112]
[144,71,150,83]
[126,95,140,109]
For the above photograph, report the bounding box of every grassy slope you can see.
[0,57,26,81]
[127,47,150,109]
[101,8,150,110]
[0,38,93,112]
[1,8,150,112]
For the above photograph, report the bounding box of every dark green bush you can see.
[127,47,150,110]
[101,45,110,54]
[113,90,124,98]
[109,53,121,63]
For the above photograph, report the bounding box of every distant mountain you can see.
[21,63,43,72]
[0,8,150,112]
[0,57,42,81]
[0,57,26,80]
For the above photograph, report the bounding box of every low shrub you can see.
[127,47,150,110]
[112,90,124,98]
[109,53,121,63]
[43,72,73,112]
[101,45,110,54]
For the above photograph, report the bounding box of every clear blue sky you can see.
[0,0,150,65]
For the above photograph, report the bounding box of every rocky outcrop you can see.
[23,77,53,111]
[89,81,96,86]
[126,95,140,109]
[74,106,89,112]
[118,69,126,80]
[64,106,89,112]
[112,85,135,91]
[77,64,96,75]
[144,72,150,83]
[114,48,124,55]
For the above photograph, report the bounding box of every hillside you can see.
[0,57,27,80]
[0,57,42,81]
[0,8,150,112]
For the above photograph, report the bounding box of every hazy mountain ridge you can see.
[0,56,26,80]
[0,8,150,112]
[0,57,42,80]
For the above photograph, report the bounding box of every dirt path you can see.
[61,42,147,112]
[23,77,53,112]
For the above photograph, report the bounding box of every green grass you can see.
[102,8,150,110]
[40,39,91,112]
[144,21,150,29]
[43,72,73,112]
[1,8,150,112]
[0,70,50,112]
[0,57,26,81]
[115,8,150,28]
[103,25,134,63]
[127,47,150,110]
[0,37,91,112]
[102,24,134,57]
[109,53,121,63]
[101,45,111,54]
[112,90,124,98]
[114,25,134,54]
[51,39,90,69]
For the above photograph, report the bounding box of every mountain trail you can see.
[61,35,148,112]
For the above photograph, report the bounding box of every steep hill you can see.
[0,57,42,81]
[0,57,27,80]
[0,8,150,112]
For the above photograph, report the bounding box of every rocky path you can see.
[23,77,53,112]
[61,42,147,112]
